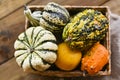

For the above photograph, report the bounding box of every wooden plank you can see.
[0,58,27,80]
[103,0,120,15]
[0,0,109,20]
[0,0,32,20]
[0,7,25,64]
[28,0,109,6]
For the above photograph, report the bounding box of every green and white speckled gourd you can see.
[40,2,70,32]
[63,9,109,51]
[14,27,58,72]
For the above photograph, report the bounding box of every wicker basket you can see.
[25,5,111,77]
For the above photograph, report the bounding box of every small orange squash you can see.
[55,42,82,71]
[81,42,109,75]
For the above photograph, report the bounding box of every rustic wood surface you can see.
[0,0,31,20]
[0,0,120,80]
[103,0,120,14]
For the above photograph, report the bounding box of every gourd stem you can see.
[24,5,40,27]
[30,47,34,53]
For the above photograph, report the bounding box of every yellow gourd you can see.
[55,42,82,71]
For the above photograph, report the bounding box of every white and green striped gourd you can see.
[40,2,70,32]
[14,27,58,72]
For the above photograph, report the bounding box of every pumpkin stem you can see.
[30,47,34,53]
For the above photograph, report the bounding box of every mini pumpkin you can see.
[40,2,70,32]
[81,42,109,75]
[63,9,109,51]
[14,27,58,72]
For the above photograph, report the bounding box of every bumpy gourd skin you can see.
[63,9,109,50]
[40,2,70,32]
[81,42,109,75]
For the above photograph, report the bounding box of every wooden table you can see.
[0,0,120,80]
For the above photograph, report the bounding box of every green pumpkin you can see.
[63,9,109,51]
[40,2,70,32]
[14,27,58,72]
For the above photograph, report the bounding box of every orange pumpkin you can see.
[55,42,82,71]
[81,42,109,75]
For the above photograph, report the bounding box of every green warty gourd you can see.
[63,9,109,51]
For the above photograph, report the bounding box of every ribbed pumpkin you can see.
[14,27,58,72]
[63,9,109,50]
[81,42,109,75]
[40,2,70,32]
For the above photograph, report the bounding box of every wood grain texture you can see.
[103,0,120,15]
[0,58,27,80]
[0,0,109,20]
[0,0,32,20]
[29,0,109,5]
[0,7,25,64]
